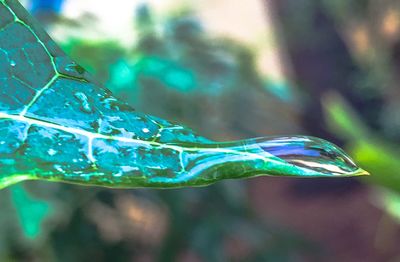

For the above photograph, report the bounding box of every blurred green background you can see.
[2,0,400,261]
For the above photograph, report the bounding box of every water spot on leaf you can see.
[54,164,65,173]
[66,63,85,75]
[47,148,57,156]
[73,92,93,113]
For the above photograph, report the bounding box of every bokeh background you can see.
[2,0,400,261]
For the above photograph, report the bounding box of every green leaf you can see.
[379,190,400,223]
[10,184,52,239]
[323,92,400,192]
[0,0,368,190]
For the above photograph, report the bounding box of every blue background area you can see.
[29,0,65,13]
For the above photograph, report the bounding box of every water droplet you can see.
[10,60,16,67]
[74,92,93,113]
[54,165,64,173]
[142,128,150,133]
[48,148,57,156]
[66,63,85,74]
[102,97,132,111]
[121,166,139,172]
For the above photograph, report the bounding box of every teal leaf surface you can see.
[0,0,368,189]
